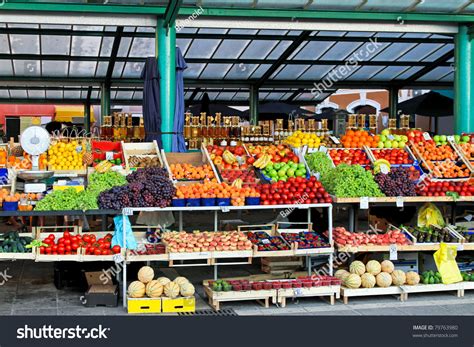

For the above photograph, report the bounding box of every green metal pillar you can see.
[100,83,110,122]
[454,25,473,133]
[84,103,91,133]
[157,19,176,152]
[388,87,399,127]
[250,85,259,125]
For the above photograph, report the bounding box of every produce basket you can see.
[91,140,124,166]
[126,228,168,262]
[238,224,293,257]
[401,225,463,245]
[0,230,36,260]
[326,147,371,167]
[34,226,81,262]
[122,141,163,171]
[276,222,333,255]
[81,231,125,262]
[162,145,220,184]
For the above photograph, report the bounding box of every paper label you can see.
[389,244,398,260]
[105,151,114,161]
[423,132,431,141]
[387,134,395,141]
[293,288,303,297]
[330,136,340,144]
[221,206,230,213]
[360,197,369,210]
[464,214,473,221]
[261,239,271,244]
[380,164,389,174]
[396,196,404,208]
[447,135,455,142]
[457,244,464,251]
[123,208,133,216]
[113,253,124,263]
[76,145,83,153]
[319,146,328,153]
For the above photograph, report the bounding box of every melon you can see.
[180,282,195,297]
[361,273,376,288]
[349,260,366,275]
[406,271,420,285]
[157,277,171,286]
[128,281,146,298]
[391,270,406,285]
[366,260,381,276]
[376,272,393,287]
[335,269,349,280]
[145,280,163,298]
[381,260,394,274]
[173,276,190,287]
[344,274,362,289]
[137,266,154,284]
[164,281,180,298]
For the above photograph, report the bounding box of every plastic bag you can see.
[417,203,445,228]
[433,243,463,284]
[112,215,137,250]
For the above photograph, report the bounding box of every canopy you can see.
[54,105,95,123]
[381,91,453,117]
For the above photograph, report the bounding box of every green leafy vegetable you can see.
[305,151,333,179]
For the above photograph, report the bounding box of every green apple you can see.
[278,169,287,177]
[401,135,408,142]
[287,168,295,177]
[379,135,387,142]
[265,163,273,171]
[394,135,401,142]
[295,169,305,177]
[384,141,392,149]
[462,135,470,143]
[440,135,447,142]
[377,141,384,148]
[399,141,407,148]
[269,169,278,177]
[298,163,306,170]
[454,135,461,143]
[274,163,281,170]
[381,129,390,137]
[391,141,399,149]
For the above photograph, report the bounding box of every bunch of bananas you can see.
[95,160,113,173]
[222,150,237,164]
[253,154,272,169]
[373,159,391,174]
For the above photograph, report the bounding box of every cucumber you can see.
[17,242,25,253]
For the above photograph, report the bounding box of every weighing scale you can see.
[16,126,54,193]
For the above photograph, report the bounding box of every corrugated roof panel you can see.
[350,41,390,61]
[300,65,336,80]
[99,36,114,57]
[225,64,259,79]
[293,41,335,60]
[320,41,364,60]
[216,91,237,100]
[133,90,143,100]
[439,71,454,82]
[95,61,108,77]
[9,90,27,98]
[13,60,40,76]
[344,66,383,80]
[249,64,271,78]
[423,44,454,62]
[63,90,80,99]
[0,35,9,54]
[28,90,45,99]
[232,92,248,101]
[122,62,144,78]
[371,43,417,61]
[0,90,9,98]
[370,66,411,80]
[116,90,134,99]
[417,66,454,81]
[267,41,292,59]
[394,66,423,80]
[117,37,132,57]
[46,90,63,99]
[0,62,13,75]
[183,63,206,78]
[274,64,310,80]
[177,38,193,53]
[111,62,124,78]
[199,64,233,79]
[398,43,443,61]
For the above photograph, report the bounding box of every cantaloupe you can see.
[381,260,394,274]
[391,270,406,285]
[128,281,146,298]
[344,274,362,289]
[145,280,163,298]
[406,271,420,285]
[349,261,366,275]
[180,282,195,297]
[164,281,180,298]
[335,269,349,279]
[173,276,189,287]
[376,272,392,287]
[366,260,381,276]
[361,273,376,288]
[157,277,171,286]
[137,266,154,284]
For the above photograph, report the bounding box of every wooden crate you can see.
[340,286,406,304]
[0,232,36,260]
[34,226,81,262]
[204,284,277,311]
[168,251,213,267]
[261,257,303,275]
[126,230,167,262]
[81,231,124,262]
[238,224,294,258]
[276,222,333,256]
[122,141,163,171]
[211,250,253,266]
[277,284,341,307]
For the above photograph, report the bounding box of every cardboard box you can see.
[83,271,118,307]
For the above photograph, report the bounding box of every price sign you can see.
[423,132,431,141]
[319,146,328,154]
[380,164,390,174]
[293,288,303,297]
[457,244,464,251]
[389,244,398,260]
[330,136,340,144]
[76,145,83,153]
[123,208,133,216]
[464,214,473,221]
[360,197,369,210]
[221,206,230,213]
[447,135,455,142]
[262,239,271,244]
[113,253,124,264]
[387,134,395,141]
[105,151,114,161]
[396,196,404,208]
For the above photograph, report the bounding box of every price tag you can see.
[457,244,464,251]
[123,208,133,216]
[293,288,303,297]
[423,132,431,141]
[105,151,114,161]
[360,197,369,210]
[464,214,473,221]
[389,244,398,260]
[387,134,395,141]
[261,239,271,244]
[380,164,389,174]
[221,206,230,213]
[396,196,404,208]
[314,172,321,180]
[76,145,83,153]
[113,253,124,264]
[447,135,455,142]
[329,136,340,144]
[319,146,328,154]
[308,147,318,154]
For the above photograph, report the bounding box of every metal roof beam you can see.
[105,26,124,86]
[286,88,304,102]
[163,0,183,29]
[402,50,454,84]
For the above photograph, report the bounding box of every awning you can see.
[54,105,95,123]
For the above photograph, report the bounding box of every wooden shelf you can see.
[337,243,473,253]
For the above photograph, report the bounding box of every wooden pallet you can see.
[340,286,406,304]
[400,283,465,299]
[277,285,341,307]
[204,285,277,311]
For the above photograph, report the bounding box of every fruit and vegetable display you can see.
[284,131,321,148]
[47,140,85,171]
[332,226,411,247]
[328,148,370,166]
[38,230,81,255]
[402,225,460,243]
[319,134,343,148]
[169,163,215,181]
[339,260,420,288]
[374,129,408,149]
[208,145,249,169]
[417,203,446,227]
[98,167,176,209]
[174,182,259,206]
[246,231,291,252]
[372,148,414,165]
[260,161,308,182]
[256,176,331,205]
[452,225,474,242]
[128,267,195,299]
[0,230,34,253]
[340,130,380,148]
[81,233,122,256]
[416,179,474,197]
[161,231,253,253]
[305,151,333,177]
[419,270,443,284]
[413,141,457,161]
[321,164,384,198]
[461,271,474,282]
[220,169,257,185]
[374,167,417,196]
[133,243,166,256]
[127,156,161,168]
[279,231,330,249]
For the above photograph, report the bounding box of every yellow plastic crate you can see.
[161,296,195,313]
[127,297,161,314]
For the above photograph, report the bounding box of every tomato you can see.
[52,245,58,252]
[39,246,45,254]
[58,246,65,254]
[89,247,95,254]
[82,235,91,243]
[94,249,102,256]
[64,239,71,246]
[112,245,121,254]
[71,242,79,251]
[57,237,64,244]
[48,234,55,240]
[65,245,72,252]
[45,247,52,254]
[101,249,109,255]
[63,231,71,239]
[103,242,111,250]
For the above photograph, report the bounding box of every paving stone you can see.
[352,307,406,315]
[12,308,58,316]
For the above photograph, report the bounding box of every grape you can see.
[374,167,416,197]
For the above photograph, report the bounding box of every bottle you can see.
[113,113,121,140]
[133,117,141,140]
[126,114,134,141]
[138,117,145,140]
[120,114,127,140]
